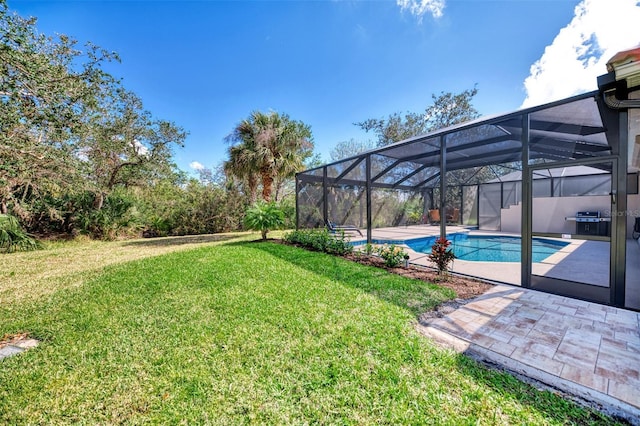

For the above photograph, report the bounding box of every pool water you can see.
[405,233,569,263]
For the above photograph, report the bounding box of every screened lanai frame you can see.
[297,89,635,308]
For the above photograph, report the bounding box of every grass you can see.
[0,232,254,305]
[0,234,620,424]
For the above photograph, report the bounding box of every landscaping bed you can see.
[279,234,493,300]
[341,251,493,300]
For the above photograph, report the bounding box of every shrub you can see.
[376,244,408,268]
[278,196,297,229]
[284,228,328,251]
[73,189,140,240]
[428,237,456,275]
[0,214,42,253]
[138,179,247,237]
[325,231,354,255]
[244,202,285,240]
[283,228,353,255]
[407,211,422,225]
[363,243,374,255]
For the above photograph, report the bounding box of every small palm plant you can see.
[0,214,42,253]
[428,237,456,276]
[244,202,285,240]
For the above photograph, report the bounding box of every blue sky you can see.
[8,0,640,174]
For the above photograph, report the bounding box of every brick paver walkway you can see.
[419,285,640,423]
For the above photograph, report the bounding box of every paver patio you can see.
[418,284,640,423]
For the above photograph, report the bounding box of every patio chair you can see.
[428,209,440,225]
[325,220,363,236]
[447,208,460,224]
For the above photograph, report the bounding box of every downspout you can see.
[599,45,640,307]
[601,45,640,110]
[603,89,640,109]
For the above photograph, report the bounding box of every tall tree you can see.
[1,1,188,239]
[224,139,260,204]
[330,138,376,162]
[355,87,480,147]
[79,87,187,210]
[353,86,505,216]
[224,111,313,202]
[0,1,116,219]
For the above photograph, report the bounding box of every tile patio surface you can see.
[418,285,640,423]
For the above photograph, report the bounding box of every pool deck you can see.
[351,224,638,308]
[349,225,640,422]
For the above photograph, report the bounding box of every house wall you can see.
[500,195,611,234]
[500,202,521,233]
[533,196,611,234]
[500,193,640,237]
[627,192,640,239]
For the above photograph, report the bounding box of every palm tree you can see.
[224,111,313,202]
[224,142,259,204]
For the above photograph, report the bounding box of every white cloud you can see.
[189,161,205,171]
[133,139,149,157]
[521,0,640,108]
[396,0,445,21]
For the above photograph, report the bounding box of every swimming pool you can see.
[405,233,569,263]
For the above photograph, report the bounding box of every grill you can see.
[575,211,604,236]
[575,211,600,222]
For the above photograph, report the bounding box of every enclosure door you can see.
[528,160,616,304]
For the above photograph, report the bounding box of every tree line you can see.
[1,0,482,248]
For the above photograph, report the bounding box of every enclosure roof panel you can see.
[298,90,612,187]
[488,165,610,182]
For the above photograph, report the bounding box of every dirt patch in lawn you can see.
[0,333,39,355]
[0,333,31,349]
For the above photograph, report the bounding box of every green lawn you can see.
[0,237,618,424]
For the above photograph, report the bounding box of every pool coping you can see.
[351,228,607,288]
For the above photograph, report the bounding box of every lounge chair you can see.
[447,208,460,224]
[428,209,440,225]
[325,220,363,236]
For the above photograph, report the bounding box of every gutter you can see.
[599,45,640,110]
[603,89,640,109]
